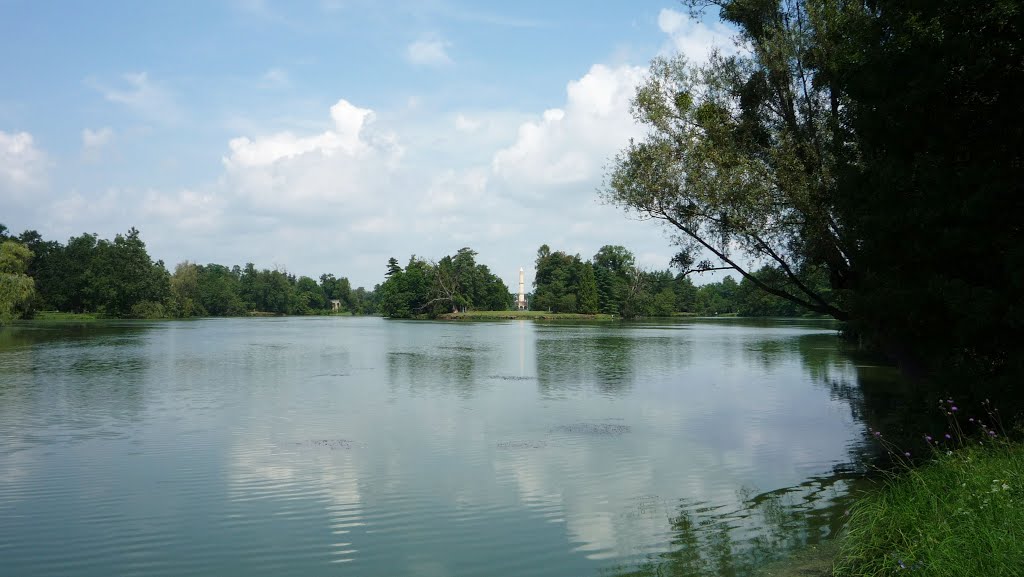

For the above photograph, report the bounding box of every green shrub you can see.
[129,300,168,319]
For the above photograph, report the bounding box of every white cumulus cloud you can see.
[492,63,646,190]
[219,98,403,222]
[658,8,738,63]
[224,99,379,168]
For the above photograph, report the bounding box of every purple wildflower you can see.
[904,452,911,457]
[925,435,933,442]
[952,406,958,412]
[945,433,952,439]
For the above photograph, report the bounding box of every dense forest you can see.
[2,223,822,323]
[529,243,828,318]
[0,224,375,320]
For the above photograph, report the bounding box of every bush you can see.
[129,300,168,319]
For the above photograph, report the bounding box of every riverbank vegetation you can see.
[375,248,513,318]
[2,222,822,324]
[376,242,827,320]
[0,225,376,321]
[838,444,1024,576]
[531,243,831,319]
[835,402,1024,577]
[438,310,617,321]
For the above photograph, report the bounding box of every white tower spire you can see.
[517,267,527,310]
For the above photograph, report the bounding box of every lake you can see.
[0,317,897,576]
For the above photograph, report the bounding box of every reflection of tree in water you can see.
[536,334,638,397]
[603,327,928,577]
[608,470,865,577]
[386,348,478,397]
[789,333,942,452]
[0,322,155,449]
[744,331,935,453]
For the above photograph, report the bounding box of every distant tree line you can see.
[531,244,830,318]
[0,222,841,324]
[376,248,512,318]
[0,224,375,320]
[372,243,831,319]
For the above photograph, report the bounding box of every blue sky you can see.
[1,0,736,290]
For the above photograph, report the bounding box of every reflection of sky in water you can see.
[0,317,883,577]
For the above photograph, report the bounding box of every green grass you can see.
[29,311,100,321]
[438,310,617,321]
[835,441,1024,576]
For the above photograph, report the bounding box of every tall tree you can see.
[533,245,583,313]
[197,264,244,316]
[170,261,203,317]
[604,0,851,320]
[87,228,170,317]
[294,276,326,314]
[577,262,600,314]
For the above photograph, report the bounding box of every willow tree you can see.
[604,0,855,320]
[0,240,35,325]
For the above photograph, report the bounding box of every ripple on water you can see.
[291,439,363,450]
[496,440,549,449]
[550,423,632,436]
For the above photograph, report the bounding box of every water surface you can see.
[0,317,896,576]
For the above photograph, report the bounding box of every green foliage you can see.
[605,0,851,320]
[376,248,511,318]
[606,0,1024,400]
[320,273,352,312]
[533,245,584,313]
[13,228,170,318]
[0,224,374,319]
[821,0,1024,394]
[170,261,203,317]
[0,240,32,275]
[837,443,1024,577]
[0,241,36,325]
[294,276,325,314]
[577,263,600,314]
[652,288,676,317]
[196,264,245,316]
[130,300,168,319]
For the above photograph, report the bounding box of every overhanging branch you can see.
[655,205,849,320]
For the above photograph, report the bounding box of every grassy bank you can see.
[834,440,1024,576]
[438,310,617,321]
[29,311,100,322]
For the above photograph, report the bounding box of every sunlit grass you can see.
[29,311,99,321]
[439,310,617,320]
[835,419,1024,576]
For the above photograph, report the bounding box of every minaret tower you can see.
[517,267,527,310]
